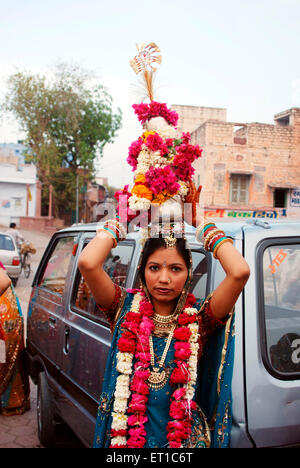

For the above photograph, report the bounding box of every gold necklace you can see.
[147,323,176,390]
[152,311,176,323]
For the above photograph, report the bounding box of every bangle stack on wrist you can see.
[196,221,233,259]
[96,218,127,248]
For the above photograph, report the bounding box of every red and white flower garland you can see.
[110,289,199,448]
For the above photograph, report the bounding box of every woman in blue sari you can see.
[78,217,250,449]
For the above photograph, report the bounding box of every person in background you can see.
[0,261,30,415]
[6,222,24,250]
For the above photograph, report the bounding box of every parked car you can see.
[25,219,300,448]
[0,231,21,286]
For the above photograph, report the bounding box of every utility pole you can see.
[76,174,79,224]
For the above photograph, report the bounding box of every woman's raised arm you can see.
[209,240,250,320]
[194,217,250,320]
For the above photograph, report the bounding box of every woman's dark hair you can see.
[139,237,190,285]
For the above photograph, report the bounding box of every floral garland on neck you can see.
[110,288,199,448]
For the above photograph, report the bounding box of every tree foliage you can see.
[3,64,122,217]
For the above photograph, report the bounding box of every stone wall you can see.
[184,107,300,217]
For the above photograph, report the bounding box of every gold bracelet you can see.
[213,238,233,259]
[204,229,225,251]
[104,219,127,241]
[195,222,213,243]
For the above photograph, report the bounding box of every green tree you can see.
[3,64,122,218]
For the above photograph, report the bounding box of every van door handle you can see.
[64,327,70,354]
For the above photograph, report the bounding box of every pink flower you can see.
[145,133,168,156]
[127,137,143,170]
[139,316,155,335]
[128,394,148,413]
[117,337,136,353]
[132,101,179,127]
[127,414,148,426]
[174,341,192,360]
[134,369,150,380]
[134,360,150,370]
[127,436,146,448]
[170,367,189,386]
[172,387,187,400]
[169,400,186,419]
[114,185,136,223]
[139,300,154,317]
[135,351,151,362]
[130,377,150,395]
[128,427,147,438]
[178,312,196,326]
[124,311,142,323]
[185,293,196,306]
[169,441,181,448]
[123,320,140,334]
[145,166,180,195]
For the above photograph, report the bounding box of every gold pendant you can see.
[147,369,167,390]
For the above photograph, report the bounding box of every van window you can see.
[263,243,300,377]
[72,241,134,322]
[39,236,75,295]
[190,250,209,299]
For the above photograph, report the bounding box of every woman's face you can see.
[144,247,188,306]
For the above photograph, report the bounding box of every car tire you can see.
[37,371,56,447]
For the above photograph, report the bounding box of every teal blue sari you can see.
[93,292,235,448]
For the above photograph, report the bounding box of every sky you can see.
[0,0,300,188]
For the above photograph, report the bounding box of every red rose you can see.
[173,326,191,341]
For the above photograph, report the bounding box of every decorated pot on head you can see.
[115,43,203,243]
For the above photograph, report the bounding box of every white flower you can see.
[113,397,128,413]
[116,374,130,387]
[129,194,151,211]
[111,436,127,446]
[188,323,199,342]
[111,412,128,431]
[114,385,131,399]
[190,342,199,356]
[178,181,189,197]
[116,361,132,375]
[185,386,196,400]
[184,307,197,316]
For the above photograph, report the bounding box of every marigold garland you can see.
[110,289,199,448]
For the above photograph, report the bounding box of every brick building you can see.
[172,105,300,220]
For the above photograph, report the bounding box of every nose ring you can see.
[167,278,171,284]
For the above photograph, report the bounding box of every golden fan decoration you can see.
[130,42,162,101]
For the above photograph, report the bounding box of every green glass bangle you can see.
[199,223,216,241]
[103,227,118,242]
[211,236,227,252]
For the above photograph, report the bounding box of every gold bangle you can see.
[196,222,214,242]
[213,238,233,259]
[204,229,225,251]
[104,219,126,240]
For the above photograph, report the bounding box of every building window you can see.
[230,174,250,205]
[274,188,287,208]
